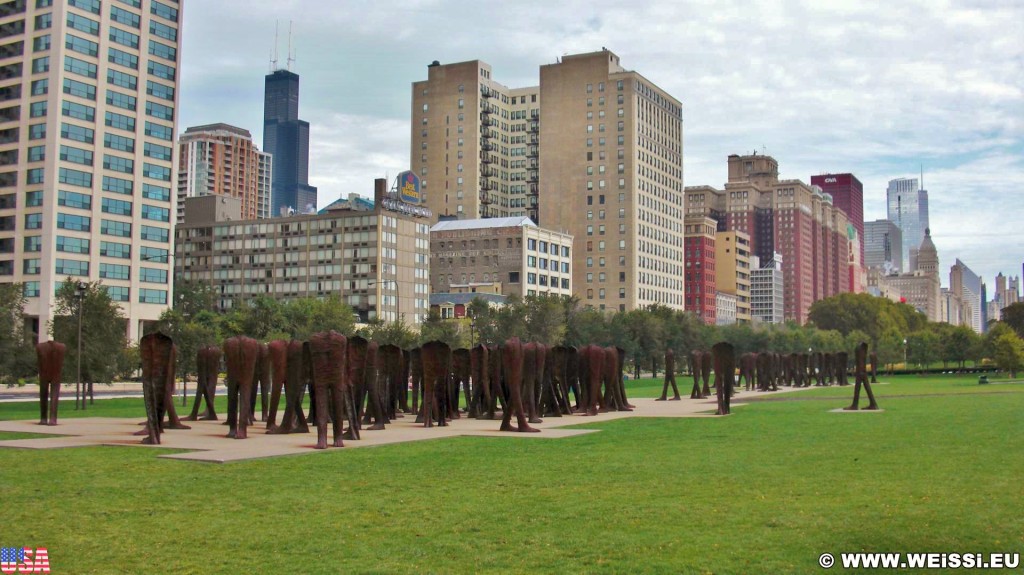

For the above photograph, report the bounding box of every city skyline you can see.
[177,0,1022,286]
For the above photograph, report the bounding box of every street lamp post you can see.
[74,281,87,411]
[903,338,908,370]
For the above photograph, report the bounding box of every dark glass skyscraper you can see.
[264,69,317,215]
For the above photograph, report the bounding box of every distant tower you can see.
[264,26,316,216]
[886,177,927,272]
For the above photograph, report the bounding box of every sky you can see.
[177,0,1024,290]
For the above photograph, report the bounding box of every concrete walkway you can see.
[0,387,807,463]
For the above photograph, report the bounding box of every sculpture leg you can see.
[267,378,283,428]
[226,377,239,438]
[201,374,218,420]
[38,381,49,425]
[845,382,862,411]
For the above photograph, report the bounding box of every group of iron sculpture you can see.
[31,333,879,445]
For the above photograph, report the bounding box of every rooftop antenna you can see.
[270,21,280,71]
[286,21,295,71]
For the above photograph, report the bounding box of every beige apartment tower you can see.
[0,0,183,342]
[412,49,684,312]
[177,123,271,223]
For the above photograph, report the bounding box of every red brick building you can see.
[684,215,717,324]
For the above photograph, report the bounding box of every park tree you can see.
[907,329,941,370]
[50,279,128,389]
[563,304,610,348]
[280,296,356,340]
[0,283,35,385]
[992,331,1024,377]
[357,318,417,348]
[808,292,908,345]
[522,294,568,345]
[876,329,906,372]
[419,309,467,348]
[1000,302,1024,339]
[152,307,220,384]
[942,325,981,370]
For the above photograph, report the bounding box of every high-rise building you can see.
[412,49,684,313]
[175,178,430,327]
[811,173,863,265]
[886,228,941,321]
[684,214,717,324]
[886,177,929,270]
[949,259,982,333]
[176,123,271,223]
[0,0,182,342]
[686,154,850,324]
[750,253,784,324]
[429,216,573,300]
[714,230,751,323]
[863,219,902,273]
[264,69,316,216]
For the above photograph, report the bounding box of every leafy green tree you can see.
[280,296,356,340]
[992,331,1024,377]
[50,278,128,386]
[907,330,940,369]
[357,318,417,348]
[0,283,34,385]
[564,305,609,348]
[522,294,568,345]
[153,307,220,383]
[942,325,980,370]
[808,292,909,345]
[982,322,1015,361]
[1000,302,1024,339]
[876,329,905,373]
[419,310,467,348]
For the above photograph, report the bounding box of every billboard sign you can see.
[397,171,421,204]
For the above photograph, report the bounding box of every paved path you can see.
[0,388,806,463]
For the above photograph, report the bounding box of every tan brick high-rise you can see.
[412,49,684,312]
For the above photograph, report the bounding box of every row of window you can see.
[22,280,166,304]
[22,212,169,239]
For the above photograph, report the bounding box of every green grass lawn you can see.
[0,374,1021,574]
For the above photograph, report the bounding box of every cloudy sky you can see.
[178,0,1023,289]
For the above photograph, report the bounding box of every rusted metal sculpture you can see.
[602,346,630,411]
[361,340,389,433]
[755,352,771,392]
[450,348,472,420]
[409,347,423,416]
[139,332,178,444]
[223,336,259,439]
[522,342,545,423]
[712,342,735,416]
[836,351,850,386]
[469,344,490,419]
[564,346,582,411]
[578,344,605,415]
[249,342,271,423]
[689,351,703,399]
[499,337,539,432]
[813,352,825,386]
[616,347,634,409]
[487,344,505,417]
[541,345,572,416]
[418,340,452,427]
[35,341,66,426]
[307,331,351,449]
[700,350,713,396]
[186,345,220,421]
[267,340,309,434]
[846,342,879,411]
[345,336,370,438]
[738,352,755,392]
[376,344,404,422]
[265,340,288,429]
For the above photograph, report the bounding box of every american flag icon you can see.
[0,547,49,573]
[0,547,23,563]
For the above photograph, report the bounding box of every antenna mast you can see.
[270,21,279,71]
[287,21,295,71]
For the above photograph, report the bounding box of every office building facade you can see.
[886,228,941,322]
[750,253,784,324]
[175,179,429,326]
[429,216,572,300]
[264,68,316,215]
[0,0,182,342]
[863,219,902,273]
[886,177,929,272]
[176,122,271,223]
[811,173,863,265]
